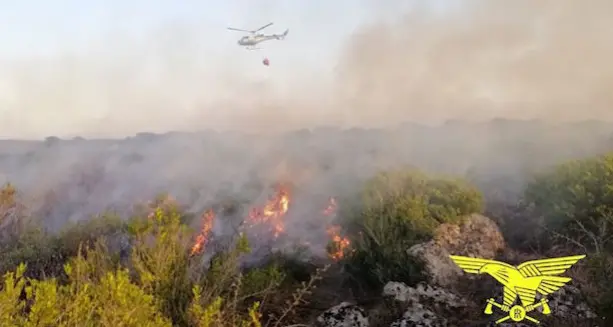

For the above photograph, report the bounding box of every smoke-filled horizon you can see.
[2,0,612,139]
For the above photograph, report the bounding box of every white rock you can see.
[384,282,467,327]
[317,302,369,327]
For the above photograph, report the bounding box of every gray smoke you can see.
[2,0,613,259]
[334,0,613,125]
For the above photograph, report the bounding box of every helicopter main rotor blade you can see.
[227,27,253,33]
[254,22,273,32]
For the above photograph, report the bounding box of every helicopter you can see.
[228,22,288,50]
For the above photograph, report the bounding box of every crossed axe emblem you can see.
[484,298,551,324]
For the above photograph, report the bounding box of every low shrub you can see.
[0,214,126,280]
[522,153,613,322]
[0,200,322,327]
[341,168,484,288]
[573,254,613,322]
[522,153,613,253]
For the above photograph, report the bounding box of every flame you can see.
[246,186,290,238]
[190,209,215,256]
[326,225,351,261]
[323,197,338,216]
[188,189,351,261]
[323,197,351,260]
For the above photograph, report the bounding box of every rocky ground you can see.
[312,214,599,327]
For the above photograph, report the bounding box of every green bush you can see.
[130,207,195,326]
[521,153,613,322]
[0,198,321,327]
[342,168,484,287]
[1,249,172,327]
[0,214,126,279]
[522,153,613,253]
[579,254,613,322]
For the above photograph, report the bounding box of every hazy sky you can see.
[0,1,457,57]
[2,0,611,139]
[0,1,461,139]
[2,0,371,57]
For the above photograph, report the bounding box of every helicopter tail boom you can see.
[275,29,289,40]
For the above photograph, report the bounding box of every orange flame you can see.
[190,209,215,256]
[246,186,290,238]
[323,197,338,216]
[323,197,351,260]
[190,190,351,261]
[326,225,350,261]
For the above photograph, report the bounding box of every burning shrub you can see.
[342,168,484,287]
[0,198,324,327]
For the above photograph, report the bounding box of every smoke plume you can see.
[2,1,613,260]
[334,0,613,125]
[2,0,613,138]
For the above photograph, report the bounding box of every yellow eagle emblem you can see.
[449,254,586,324]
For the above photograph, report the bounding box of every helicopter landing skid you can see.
[246,46,261,50]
